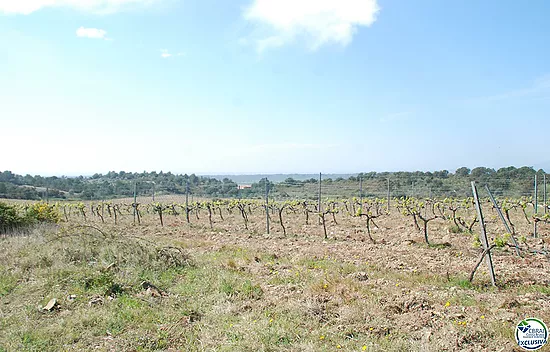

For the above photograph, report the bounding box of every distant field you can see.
[1,198,549,351]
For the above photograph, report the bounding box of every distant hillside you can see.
[206,174,356,185]
[0,166,546,201]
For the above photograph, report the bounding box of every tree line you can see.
[0,166,545,201]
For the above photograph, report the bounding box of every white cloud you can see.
[0,0,157,15]
[243,0,380,52]
[76,26,108,39]
[160,49,184,59]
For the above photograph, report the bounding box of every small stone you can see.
[142,281,166,297]
[42,298,58,311]
[350,271,369,281]
[88,296,104,306]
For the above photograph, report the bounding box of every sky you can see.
[1,0,550,176]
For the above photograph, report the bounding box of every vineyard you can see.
[4,192,550,290]
[6,193,550,283]
[40,194,550,241]
[2,190,550,351]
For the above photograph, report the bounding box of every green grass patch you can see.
[0,270,19,297]
[0,222,539,352]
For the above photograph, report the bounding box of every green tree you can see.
[455,167,470,177]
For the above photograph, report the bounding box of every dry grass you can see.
[1,206,549,351]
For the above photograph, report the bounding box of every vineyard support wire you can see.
[469,244,496,283]
[79,174,550,202]
[485,185,521,257]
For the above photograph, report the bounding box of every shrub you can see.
[25,202,60,224]
[0,202,27,232]
[0,202,60,234]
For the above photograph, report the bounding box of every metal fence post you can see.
[471,181,496,286]
[318,172,322,224]
[265,178,270,234]
[318,173,322,210]
[133,181,137,225]
[544,174,547,215]
[185,180,190,223]
[534,174,538,238]
[359,177,363,212]
[387,178,391,212]
[534,174,538,214]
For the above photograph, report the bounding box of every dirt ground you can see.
[2,201,550,351]
[104,203,550,350]
[119,204,550,286]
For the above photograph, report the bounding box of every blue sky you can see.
[1,0,549,176]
